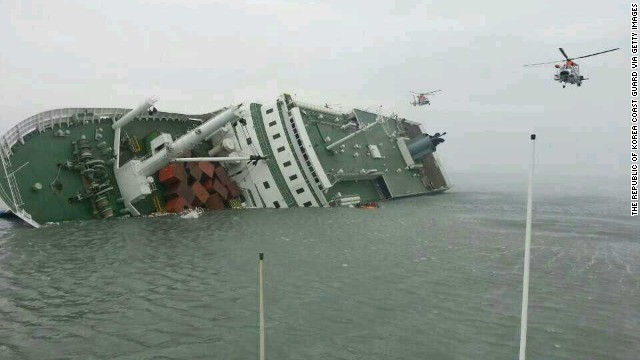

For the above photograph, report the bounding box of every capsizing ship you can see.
[0,93,449,227]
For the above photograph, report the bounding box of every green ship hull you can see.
[0,94,450,227]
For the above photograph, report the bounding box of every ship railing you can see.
[1,107,207,154]
[0,137,42,227]
[0,140,23,210]
[137,150,154,162]
[293,100,344,117]
[1,108,132,153]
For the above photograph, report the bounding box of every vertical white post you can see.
[519,134,536,360]
[259,253,265,360]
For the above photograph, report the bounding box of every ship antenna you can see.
[519,134,536,360]
[258,252,265,360]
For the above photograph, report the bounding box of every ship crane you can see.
[112,100,243,216]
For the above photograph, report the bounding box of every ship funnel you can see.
[407,132,446,160]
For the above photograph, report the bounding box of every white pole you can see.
[173,156,256,163]
[519,134,536,360]
[136,106,240,176]
[112,96,158,130]
[325,120,380,151]
[112,96,158,168]
[259,252,265,360]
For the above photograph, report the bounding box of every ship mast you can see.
[112,101,241,216]
[112,97,158,170]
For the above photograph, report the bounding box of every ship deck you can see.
[298,107,445,201]
[0,109,209,224]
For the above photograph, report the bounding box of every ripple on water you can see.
[0,193,638,359]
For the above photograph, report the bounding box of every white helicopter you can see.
[410,90,442,106]
[524,47,619,88]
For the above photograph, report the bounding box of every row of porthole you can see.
[287,113,323,190]
[276,101,319,204]
[263,107,309,203]
[249,108,293,207]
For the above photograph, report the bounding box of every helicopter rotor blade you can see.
[569,47,620,61]
[410,90,441,95]
[559,48,570,61]
[523,60,564,67]
[524,47,619,67]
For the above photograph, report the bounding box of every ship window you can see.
[266,108,274,114]
[273,133,281,140]
[277,146,286,153]
[289,174,298,181]
[246,137,252,145]
[263,181,270,189]
[296,188,305,194]
[303,201,312,207]
[273,201,280,208]
[303,153,309,161]
[283,160,292,167]
[268,120,277,127]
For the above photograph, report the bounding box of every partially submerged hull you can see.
[0,94,450,227]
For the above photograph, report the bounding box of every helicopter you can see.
[410,90,442,106]
[524,47,619,88]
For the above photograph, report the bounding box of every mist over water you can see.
[0,184,638,359]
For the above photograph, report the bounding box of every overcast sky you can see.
[0,0,629,196]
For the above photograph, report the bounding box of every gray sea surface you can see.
[0,189,638,359]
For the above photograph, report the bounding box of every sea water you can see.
[0,187,637,359]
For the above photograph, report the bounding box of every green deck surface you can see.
[0,111,204,224]
[299,108,430,201]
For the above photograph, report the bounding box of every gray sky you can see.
[0,0,629,196]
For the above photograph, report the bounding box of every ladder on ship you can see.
[122,131,142,153]
[0,141,24,210]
